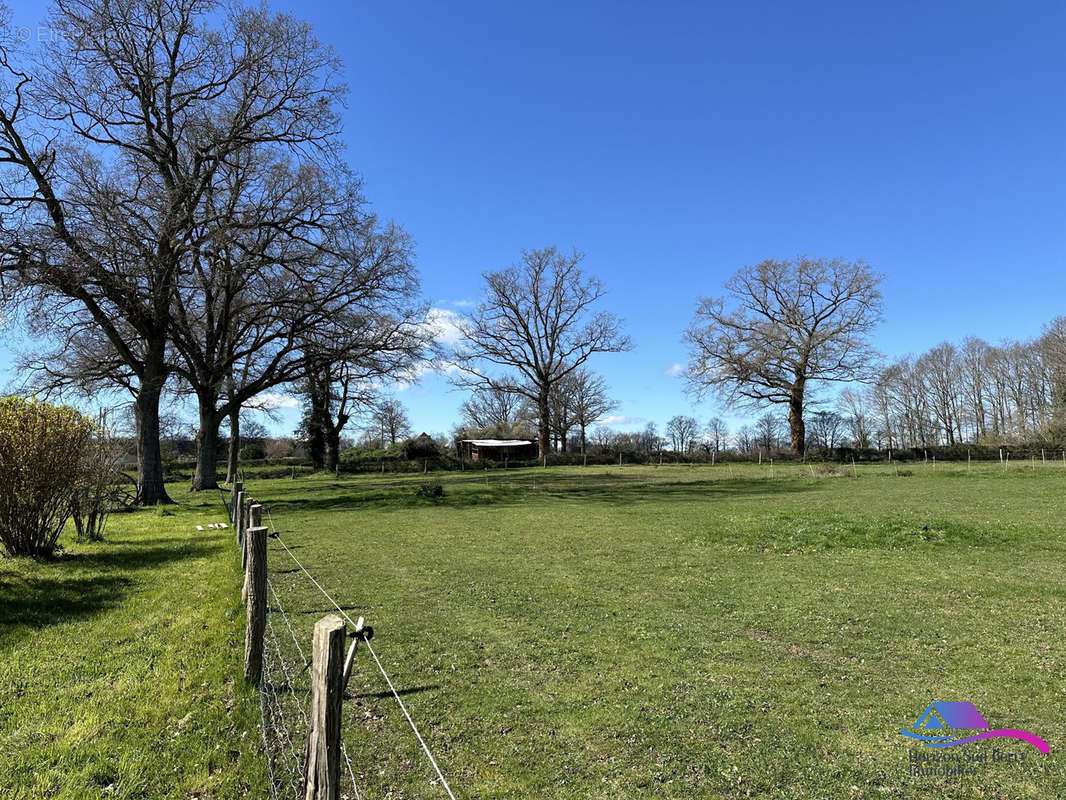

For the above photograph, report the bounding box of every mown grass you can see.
[247,463,1066,799]
[0,489,267,799]
[2,462,1064,799]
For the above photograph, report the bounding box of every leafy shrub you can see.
[416,483,445,500]
[0,397,97,557]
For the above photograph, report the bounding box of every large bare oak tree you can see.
[684,256,883,456]
[453,247,630,459]
[0,0,342,503]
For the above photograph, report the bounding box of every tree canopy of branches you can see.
[460,386,531,439]
[665,415,699,456]
[868,320,1066,449]
[174,172,425,488]
[565,368,614,455]
[684,257,883,456]
[453,247,631,459]
[0,0,345,503]
[369,398,412,449]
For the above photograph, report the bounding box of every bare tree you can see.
[548,376,577,452]
[460,386,529,438]
[807,410,845,453]
[453,247,631,459]
[567,369,615,455]
[303,314,426,473]
[684,257,883,456]
[837,389,872,448]
[370,398,411,448]
[754,412,782,452]
[640,422,660,455]
[0,0,342,503]
[1041,317,1066,433]
[665,415,699,457]
[706,416,728,455]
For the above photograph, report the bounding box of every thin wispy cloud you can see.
[597,414,645,426]
[252,392,300,410]
[663,362,684,377]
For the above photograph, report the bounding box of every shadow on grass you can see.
[0,573,134,648]
[61,540,225,571]
[0,539,225,650]
[347,684,438,701]
[264,477,815,514]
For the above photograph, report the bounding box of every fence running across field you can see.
[219,484,458,800]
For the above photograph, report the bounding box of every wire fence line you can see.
[226,488,457,800]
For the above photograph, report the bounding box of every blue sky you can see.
[1,1,1064,439]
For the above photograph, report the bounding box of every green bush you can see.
[239,443,266,461]
[0,397,97,557]
[415,483,445,501]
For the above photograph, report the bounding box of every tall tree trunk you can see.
[580,423,587,455]
[226,409,240,484]
[308,373,328,471]
[537,389,550,460]
[191,396,222,491]
[325,425,341,472]
[134,362,173,505]
[226,372,240,483]
[788,382,806,457]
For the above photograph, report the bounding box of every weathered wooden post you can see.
[303,615,346,800]
[232,481,244,524]
[234,489,246,545]
[244,525,268,684]
[243,504,263,603]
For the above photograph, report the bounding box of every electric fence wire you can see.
[270,575,367,800]
[261,506,458,800]
[342,741,364,800]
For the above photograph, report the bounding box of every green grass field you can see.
[0,491,268,799]
[2,463,1064,798]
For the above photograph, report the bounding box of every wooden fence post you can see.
[243,505,263,603]
[232,481,244,524]
[304,615,346,800]
[234,490,246,547]
[244,525,268,684]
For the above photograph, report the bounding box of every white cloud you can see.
[251,392,300,411]
[449,299,475,308]
[425,307,465,347]
[597,414,645,426]
[663,362,685,377]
